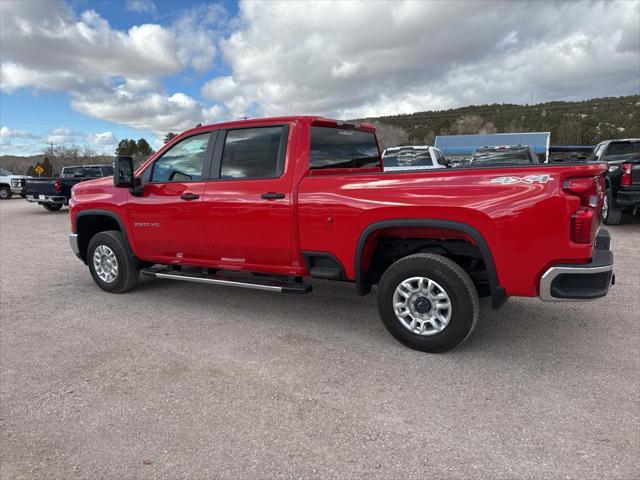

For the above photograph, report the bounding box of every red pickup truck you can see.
[68,116,614,352]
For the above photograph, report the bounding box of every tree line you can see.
[362,95,639,150]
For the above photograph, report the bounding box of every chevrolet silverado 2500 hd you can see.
[68,116,614,352]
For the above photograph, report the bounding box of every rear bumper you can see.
[26,194,66,204]
[615,189,640,207]
[539,229,614,302]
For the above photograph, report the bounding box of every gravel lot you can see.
[1,198,638,479]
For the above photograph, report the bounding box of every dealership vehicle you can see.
[26,164,114,211]
[382,146,449,171]
[470,145,539,166]
[68,116,613,352]
[587,138,640,225]
[0,169,29,199]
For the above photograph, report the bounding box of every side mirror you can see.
[114,156,134,187]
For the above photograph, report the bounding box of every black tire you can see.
[42,203,63,211]
[377,253,479,353]
[87,230,139,293]
[0,186,12,200]
[602,189,623,225]
[20,194,27,198]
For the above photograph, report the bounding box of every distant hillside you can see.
[358,95,640,149]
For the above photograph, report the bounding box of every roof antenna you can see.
[196,123,202,128]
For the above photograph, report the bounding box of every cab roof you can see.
[180,116,377,136]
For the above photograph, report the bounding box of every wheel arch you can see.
[354,219,507,309]
[76,209,132,263]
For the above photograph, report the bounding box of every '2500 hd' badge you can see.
[490,175,552,185]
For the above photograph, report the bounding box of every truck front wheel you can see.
[87,231,139,293]
[0,186,12,199]
[377,253,479,353]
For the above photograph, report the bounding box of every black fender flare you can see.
[354,219,507,309]
[75,209,135,262]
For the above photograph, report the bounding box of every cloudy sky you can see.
[1,0,638,156]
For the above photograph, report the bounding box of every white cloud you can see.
[0,0,224,134]
[202,75,238,101]
[70,86,221,133]
[211,0,640,119]
[1,0,638,139]
[172,4,228,73]
[86,131,117,146]
[0,126,40,139]
[125,0,156,14]
[46,127,83,144]
[0,2,182,89]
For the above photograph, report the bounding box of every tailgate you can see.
[25,178,56,195]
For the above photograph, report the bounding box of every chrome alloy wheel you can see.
[93,245,119,283]
[393,277,452,336]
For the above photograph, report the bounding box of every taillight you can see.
[563,176,603,244]
[620,163,632,186]
[53,179,62,193]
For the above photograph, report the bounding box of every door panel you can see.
[126,131,214,263]
[202,178,294,269]
[127,182,208,261]
[201,125,296,272]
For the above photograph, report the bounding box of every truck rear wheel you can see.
[377,253,479,353]
[87,231,139,293]
[42,203,63,211]
[602,189,622,225]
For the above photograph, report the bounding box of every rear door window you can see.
[310,127,380,170]
[220,126,287,179]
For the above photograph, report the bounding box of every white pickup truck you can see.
[382,146,450,171]
[0,168,29,199]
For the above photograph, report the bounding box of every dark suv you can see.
[588,139,640,225]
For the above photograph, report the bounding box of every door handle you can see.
[180,192,200,200]
[261,192,285,200]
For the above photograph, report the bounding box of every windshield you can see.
[471,150,533,165]
[79,167,104,177]
[383,149,433,169]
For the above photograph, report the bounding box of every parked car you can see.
[25,164,114,211]
[0,168,29,199]
[382,146,449,171]
[68,116,613,353]
[470,145,539,166]
[587,138,640,225]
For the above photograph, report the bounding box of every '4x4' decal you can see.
[490,175,552,185]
